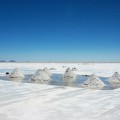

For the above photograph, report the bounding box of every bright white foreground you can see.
[0,63,120,120]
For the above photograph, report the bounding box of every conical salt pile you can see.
[72,67,77,71]
[31,69,51,83]
[63,67,76,84]
[43,67,52,77]
[83,74,105,89]
[109,72,120,83]
[9,68,24,78]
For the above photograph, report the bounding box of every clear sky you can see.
[0,0,120,62]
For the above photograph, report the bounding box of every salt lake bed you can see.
[0,63,120,120]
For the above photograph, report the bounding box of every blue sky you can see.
[0,0,120,62]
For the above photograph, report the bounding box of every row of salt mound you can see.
[8,68,120,89]
[63,68,105,89]
[63,68,120,89]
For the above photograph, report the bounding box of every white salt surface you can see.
[0,63,120,120]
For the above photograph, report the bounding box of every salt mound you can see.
[72,67,77,71]
[63,68,76,84]
[83,74,105,89]
[9,68,24,78]
[49,68,56,70]
[109,72,120,83]
[31,69,51,83]
[43,67,52,77]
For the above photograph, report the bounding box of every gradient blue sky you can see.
[0,0,120,62]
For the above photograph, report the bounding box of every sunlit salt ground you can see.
[0,63,120,120]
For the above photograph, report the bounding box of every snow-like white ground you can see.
[0,63,120,120]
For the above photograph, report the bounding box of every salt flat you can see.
[0,63,120,120]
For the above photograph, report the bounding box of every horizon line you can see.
[0,62,120,63]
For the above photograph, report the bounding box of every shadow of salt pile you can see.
[0,73,117,90]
